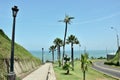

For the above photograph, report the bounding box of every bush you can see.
[63,56,72,74]
[97,56,106,59]
[104,61,119,66]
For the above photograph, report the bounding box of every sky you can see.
[0,0,120,51]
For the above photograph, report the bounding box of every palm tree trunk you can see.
[67,69,69,74]
[62,46,64,66]
[71,43,74,70]
[62,22,68,66]
[57,46,59,61]
[52,51,54,63]
[58,46,61,67]
[59,46,61,66]
[83,71,86,80]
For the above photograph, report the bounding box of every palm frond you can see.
[53,38,63,46]
[58,20,64,22]
[49,45,56,53]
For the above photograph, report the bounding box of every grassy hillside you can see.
[0,29,34,59]
[0,29,41,80]
[105,47,120,66]
[110,47,120,65]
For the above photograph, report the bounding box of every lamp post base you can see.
[7,72,16,80]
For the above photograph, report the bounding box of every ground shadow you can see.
[61,72,72,75]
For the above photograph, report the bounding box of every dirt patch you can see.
[96,78,108,80]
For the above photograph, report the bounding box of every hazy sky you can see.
[0,0,120,51]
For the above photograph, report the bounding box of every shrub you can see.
[63,55,72,74]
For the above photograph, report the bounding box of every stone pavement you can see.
[22,63,56,80]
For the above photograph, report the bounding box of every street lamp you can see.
[111,27,120,66]
[111,27,119,48]
[8,6,19,80]
[42,48,44,64]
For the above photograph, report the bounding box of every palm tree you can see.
[53,38,63,67]
[59,15,74,66]
[81,53,92,80]
[66,34,79,70]
[49,45,56,63]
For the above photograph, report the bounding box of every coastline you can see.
[30,50,114,61]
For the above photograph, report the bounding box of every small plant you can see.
[63,55,72,74]
[81,53,92,80]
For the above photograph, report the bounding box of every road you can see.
[92,61,120,79]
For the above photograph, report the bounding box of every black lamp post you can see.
[8,6,19,80]
[42,48,44,64]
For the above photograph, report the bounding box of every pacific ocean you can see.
[30,50,115,62]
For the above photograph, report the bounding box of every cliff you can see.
[0,29,41,80]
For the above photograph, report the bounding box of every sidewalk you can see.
[22,63,56,80]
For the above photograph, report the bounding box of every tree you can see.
[53,38,63,67]
[59,15,74,66]
[66,34,79,70]
[81,53,92,80]
[49,45,56,63]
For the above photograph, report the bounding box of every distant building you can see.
[107,52,115,60]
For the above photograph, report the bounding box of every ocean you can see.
[30,50,115,62]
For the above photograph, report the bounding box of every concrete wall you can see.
[107,54,115,60]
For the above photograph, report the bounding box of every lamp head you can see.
[111,27,114,29]
[12,6,19,17]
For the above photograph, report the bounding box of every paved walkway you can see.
[22,63,56,80]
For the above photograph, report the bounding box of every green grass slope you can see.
[0,29,41,80]
[105,47,120,66]
[0,29,34,59]
[110,47,120,65]
[54,61,117,80]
